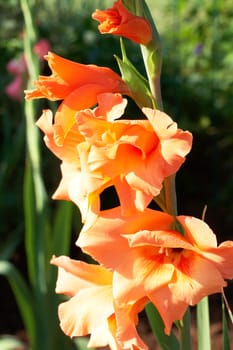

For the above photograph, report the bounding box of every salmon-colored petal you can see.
[58,285,114,338]
[148,285,188,335]
[88,315,120,350]
[142,108,177,139]
[143,108,193,173]
[113,176,152,215]
[177,216,217,248]
[169,252,226,306]
[113,254,175,303]
[147,251,226,334]
[51,255,112,289]
[36,109,82,163]
[77,207,174,269]
[52,161,102,222]
[125,229,193,250]
[114,298,149,350]
[94,92,127,121]
[201,241,233,280]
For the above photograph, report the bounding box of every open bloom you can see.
[75,94,192,214]
[36,93,191,217]
[35,94,128,221]
[92,0,152,45]
[25,52,130,145]
[77,207,233,334]
[51,255,148,350]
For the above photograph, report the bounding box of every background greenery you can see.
[0,0,232,347]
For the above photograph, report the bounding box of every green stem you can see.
[164,174,178,216]
[197,297,211,350]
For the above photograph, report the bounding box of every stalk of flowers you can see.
[25,0,233,349]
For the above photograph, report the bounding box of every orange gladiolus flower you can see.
[92,0,152,45]
[77,207,233,334]
[75,93,192,214]
[25,52,130,145]
[51,256,148,350]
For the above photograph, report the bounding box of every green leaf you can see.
[197,296,211,350]
[48,201,75,287]
[115,39,155,109]
[51,201,74,256]
[145,303,180,350]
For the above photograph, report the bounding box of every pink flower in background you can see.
[5,55,27,101]
[5,38,51,101]
[5,75,23,101]
[6,55,27,75]
[33,38,51,60]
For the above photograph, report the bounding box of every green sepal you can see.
[115,38,155,109]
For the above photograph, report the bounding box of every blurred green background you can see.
[0,0,232,345]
